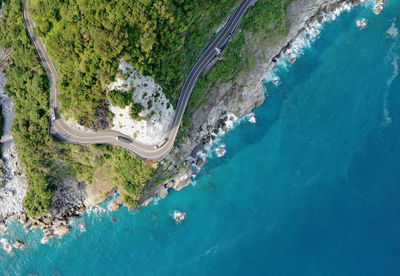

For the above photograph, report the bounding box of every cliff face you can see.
[139,0,352,205]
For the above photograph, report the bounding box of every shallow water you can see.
[1,1,400,275]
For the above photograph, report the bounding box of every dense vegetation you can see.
[107,90,132,109]
[28,0,241,125]
[0,0,154,216]
[0,0,296,215]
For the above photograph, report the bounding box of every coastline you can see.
[138,0,361,206]
[0,0,366,247]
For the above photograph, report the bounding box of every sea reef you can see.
[139,0,360,205]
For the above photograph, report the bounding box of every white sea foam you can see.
[172,210,186,223]
[86,206,107,215]
[382,99,391,126]
[40,238,49,244]
[382,53,398,127]
[202,245,219,257]
[79,224,87,233]
[387,54,399,86]
[247,113,257,124]
[215,145,226,158]
[196,113,239,161]
[152,195,161,205]
[265,2,353,84]
[0,237,12,254]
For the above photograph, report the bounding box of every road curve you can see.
[22,0,252,163]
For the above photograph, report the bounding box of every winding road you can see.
[22,0,252,164]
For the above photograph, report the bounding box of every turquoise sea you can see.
[2,1,400,275]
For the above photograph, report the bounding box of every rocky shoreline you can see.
[0,53,27,225]
[0,0,363,249]
[138,0,361,205]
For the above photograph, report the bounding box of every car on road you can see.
[115,136,133,143]
[50,108,56,121]
[153,138,169,150]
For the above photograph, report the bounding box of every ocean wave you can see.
[382,99,391,127]
[215,144,227,158]
[387,54,399,86]
[196,113,239,161]
[86,206,107,215]
[152,195,161,205]
[382,53,398,127]
[202,244,219,257]
[386,22,398,39]
[264,2,353,83]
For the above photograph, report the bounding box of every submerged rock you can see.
[356,18,368,29]
[172,211,186,223]
[215,145,227,158]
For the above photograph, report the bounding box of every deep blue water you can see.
[2,2,400,275]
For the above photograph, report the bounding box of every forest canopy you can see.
[28,0,241,126]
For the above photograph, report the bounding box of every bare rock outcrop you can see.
[51,178,86,217]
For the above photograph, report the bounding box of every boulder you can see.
[43,228,53,236]
[108,202,120,212]
[115,196,124,205]
[53,218,61,226]
[196,158,205,168]
[23,221,32,231]
[221,122,227,132]
[39,223,47,231]
[19,213,27,224]
[12,240,25,249]
[66,214,80,220]
[44,234,57,239]
[76,205,85,213]
[30,222,39,230]
[40,217,51,225]
[54,224,70,236]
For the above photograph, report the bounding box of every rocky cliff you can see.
[139,0,358,205]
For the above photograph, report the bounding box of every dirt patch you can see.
[84,162,115,206]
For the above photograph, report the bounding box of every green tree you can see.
[107,90,132,108]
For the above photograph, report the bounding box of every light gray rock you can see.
[12,240,25,249]
[19,213,27,224]
[108,201,120,212]
[54,224,70,236]
[40,216,51,225]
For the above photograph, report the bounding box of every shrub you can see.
[130,103,144,120]
[107,90,132,108]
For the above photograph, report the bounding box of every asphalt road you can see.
[22,0,252,164]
